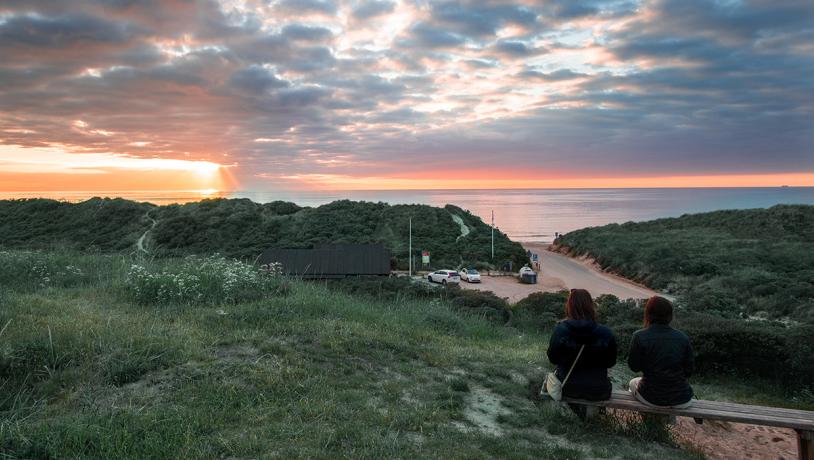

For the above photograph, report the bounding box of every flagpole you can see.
[409,217,412,277]
[491,210,494,260]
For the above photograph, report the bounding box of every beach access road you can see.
[460,243,664,303]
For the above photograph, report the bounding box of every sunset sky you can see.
[1,0,812,192]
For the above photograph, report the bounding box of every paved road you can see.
[525,243,665,300]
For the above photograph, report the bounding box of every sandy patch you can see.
[455,386,513,436]
[673,418,797,460]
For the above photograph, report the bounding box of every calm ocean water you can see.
[5,188,814,243]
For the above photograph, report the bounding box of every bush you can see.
[327,276,437,301]
[444,287,510,323]
[511,291,568,331]
[125,256,286,306]
[787,325,814,381]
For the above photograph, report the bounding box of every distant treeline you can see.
[556,205,814,323]
[0,197,529,270]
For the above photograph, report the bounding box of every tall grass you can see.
[125,256,287,306]
[0,249,125,292]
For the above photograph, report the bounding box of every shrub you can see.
[511,291,568,331]
[787,325,814,381]
[125,256,285,306]
[445,287,511,323]
[673,314,789,379]
[327,276,437,301]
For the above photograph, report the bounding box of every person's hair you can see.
[644,296,673,327]
[565,289,596,321]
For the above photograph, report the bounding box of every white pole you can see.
[491,210,494,260]
[409,217,412,277]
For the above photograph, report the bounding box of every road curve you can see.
[524,243,665,300]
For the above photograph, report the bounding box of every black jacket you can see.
[628,324,694,406]
[547,319,617,400]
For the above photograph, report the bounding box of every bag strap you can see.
[561,345,585,387]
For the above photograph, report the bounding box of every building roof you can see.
[257,243,391,278]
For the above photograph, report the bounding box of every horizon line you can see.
[1,185,813,196]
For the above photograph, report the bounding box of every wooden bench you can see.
[564,390,814,460]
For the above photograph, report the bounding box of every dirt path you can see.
[449,213,470,241]
[460,244,664,302]
[136,212,157,254]
[524,243,665,300]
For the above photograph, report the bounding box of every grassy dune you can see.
[556,205,814,322]
[0,251,701,459]
[0,198,529,270]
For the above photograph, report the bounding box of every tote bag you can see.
[544,345,585,401]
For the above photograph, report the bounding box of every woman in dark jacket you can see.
[547,289,617,401]
[628,296,694,408]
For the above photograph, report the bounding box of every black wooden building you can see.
[257,243,391,279]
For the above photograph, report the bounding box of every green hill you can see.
[556,205,814,322]
[0,198,528,270]
[0,250,703,459]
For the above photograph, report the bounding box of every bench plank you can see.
[563,391,814,432]
[595,391,814,419]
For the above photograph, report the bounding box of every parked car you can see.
[428,270,461,284]
[459,268,481,283]
[519,266,535,276]
[518,265,537,284]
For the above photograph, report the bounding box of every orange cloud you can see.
[0,145,232,192]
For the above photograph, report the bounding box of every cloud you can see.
[518,69,589,80]
[493,40,546,57]
[352,0,396,20]
[275,0,338,15]
[229,66,290,94]
[0,0,811,188]
[431,2,538,38]
[0,13,138,47]
[282,23,334,41]
[399,22,467,48]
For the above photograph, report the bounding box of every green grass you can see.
[0,250,769,459]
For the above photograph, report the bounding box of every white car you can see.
[459,268,481,283]
[427,270,461,285]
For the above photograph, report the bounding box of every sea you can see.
[4,187,814,243]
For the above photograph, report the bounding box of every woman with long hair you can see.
[546,289,617,400]
[628,296,694,408]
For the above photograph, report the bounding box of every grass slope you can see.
[557,205,814,323]
[0,198,528,270]
[0,250,700,459]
